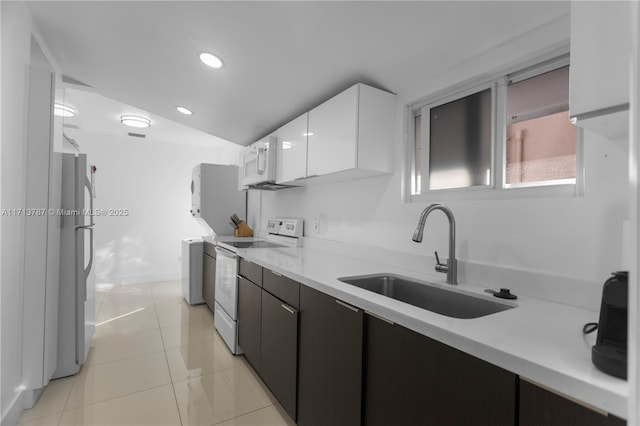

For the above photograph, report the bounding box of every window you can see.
[505,65,576,187]
[410,55,579,198]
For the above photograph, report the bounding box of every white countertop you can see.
[235,244,628,419]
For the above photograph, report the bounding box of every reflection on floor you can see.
[18,280,295,426]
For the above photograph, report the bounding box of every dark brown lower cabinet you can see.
[298,285,363,426]
[202,251,216,312]
[364,314,517,426]
[519,379,626,426]
[237,276,261,371]
[260,290,298,420]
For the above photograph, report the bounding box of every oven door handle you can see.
[214,245,237,257]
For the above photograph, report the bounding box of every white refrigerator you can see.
[53,153,96,378]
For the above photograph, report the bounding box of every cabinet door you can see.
[237,276,262,371]
[261,290,298,420]
[298,286,363,426]
[569,1,631,117]
[307,85,358,177]
[202,252,216,312]
[364,314,516,426]
[519,379,625,426]
[276,113,308,183]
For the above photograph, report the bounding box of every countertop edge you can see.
[237,246,629,419]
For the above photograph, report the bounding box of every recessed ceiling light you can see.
[199,52,224,69]
[282,141,293,150]
[120,115,151,128]
[54,103,76,117]
[176,106,193,115]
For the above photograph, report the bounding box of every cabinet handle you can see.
[335,299,359,313]
[271,270,282,277]
[365,310,394,325]
[281,303,296,314]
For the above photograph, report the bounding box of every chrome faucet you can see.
[412,203,457,285]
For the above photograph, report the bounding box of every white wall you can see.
[1,1,31,423]
[79,132,241,285]
[258,15,630,310]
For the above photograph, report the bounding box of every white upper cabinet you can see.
[277,83,395,185]
[569,1,631,137]
[307,85,359,177]
[276,112,309,184]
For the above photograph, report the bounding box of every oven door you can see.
[214,246,239,320]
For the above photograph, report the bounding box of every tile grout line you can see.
[61,351,173,412]
[56,286,104,422]
[59,383,173,417]
[210,404,277,426]
[152,286,185,426]
[63,283,166,415]
[59,284,174,419]
[20,283,181,425]
[59,375,77,417]
[86,348,166,369]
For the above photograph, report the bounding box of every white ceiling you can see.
[61,87,240,150]
[27,1,570,146]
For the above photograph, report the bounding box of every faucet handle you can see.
[434,251,448,273]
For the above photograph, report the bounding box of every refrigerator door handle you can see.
[84,226,93,299]
[82,174,94,301]
[85,176,94,227]
[75,173,95,303]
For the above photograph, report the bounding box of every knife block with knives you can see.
[231,214,254,237]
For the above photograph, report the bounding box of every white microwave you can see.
[240,135,293,190]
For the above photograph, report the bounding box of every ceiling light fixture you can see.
[120,115,151,128]
[54,103,76,117]
[303,132,314,137]
[199,52,224,69]
[176,106,193,115]
[282,141,293,150]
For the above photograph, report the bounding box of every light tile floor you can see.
[18,280,295,426]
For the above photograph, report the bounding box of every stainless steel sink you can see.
[338,274,514,319]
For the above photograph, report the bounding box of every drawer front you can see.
[263,269,300,309]
[239,257,262,286]
[204,242,216,257]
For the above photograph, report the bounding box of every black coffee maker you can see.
[592,271,628,379]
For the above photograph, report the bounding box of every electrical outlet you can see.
[313,220,320,234]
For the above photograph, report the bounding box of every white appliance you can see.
[181,238,205,305]
[53,153,96,378]
[239,135,294,190]
[21,49,63,405]
[213,218,304,354]
[191,163,246,236]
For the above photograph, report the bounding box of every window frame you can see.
[406,52,584,203]
[416,81,497,194]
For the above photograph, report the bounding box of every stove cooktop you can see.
[223,241,284,249]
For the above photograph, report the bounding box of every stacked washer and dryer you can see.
[182,163,245,304]
[182,163,303,354]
